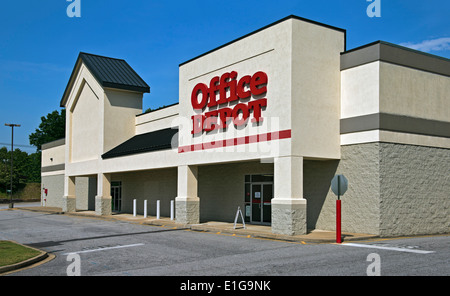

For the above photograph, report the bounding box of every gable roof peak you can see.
[60,52,150,107]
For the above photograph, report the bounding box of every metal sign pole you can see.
[337,175,341,243]
[336,199,342,244]
[331,174,347,244]
[5,123,20,209]
[10,126,13,208]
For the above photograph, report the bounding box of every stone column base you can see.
[62,195,76,213]
[271,199,307,235]
[95,195,112,216]
[175,197,200,224]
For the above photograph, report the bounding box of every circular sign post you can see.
[331,175,348,243]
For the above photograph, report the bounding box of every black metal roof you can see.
[101,128,178,159]
[60,52,150,107]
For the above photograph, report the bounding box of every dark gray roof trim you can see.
[341,41,450,77]
[341,113,450,138]
[41,138,66,150]
[102,128,178,159]
[41,164,65,173]
[60,52,150,107]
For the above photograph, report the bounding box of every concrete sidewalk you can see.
[16,206,378,244]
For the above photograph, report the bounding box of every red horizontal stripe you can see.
[178,129,291,153]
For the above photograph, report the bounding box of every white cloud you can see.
[400,37,450,53]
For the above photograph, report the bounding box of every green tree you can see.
[29,109,66,152]
[0,147,9,193]
[0,147,31,193]
[26,152,41,183]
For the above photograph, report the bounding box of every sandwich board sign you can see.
[331,174,348,199]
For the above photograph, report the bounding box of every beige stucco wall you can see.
[379,62,450,122]
[103,88,142,153]
[112,168,177,216]
[61,61,144,178]
[41,141,66,207]
[291,20,344,159]
[178,18,344,165]
[64,63,104,166]
[41,143,65,168]
[341,60,450,122]
[70,80,101,162]
[341,61,380,119]
[178,20,292,162]
[135,104,179,135]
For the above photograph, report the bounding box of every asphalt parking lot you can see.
[1,206,448,278]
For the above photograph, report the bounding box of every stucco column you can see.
[271,156,307,235]
[62,176,76,212]
[95,173,112,216]
[176,165,200,224]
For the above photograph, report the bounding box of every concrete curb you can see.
[137,218,379,243]
[15,206,64,215]
[17,207,380,244]
[0,241,50,275]
[187,224,378,244]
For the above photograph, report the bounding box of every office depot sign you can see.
[191,71,268,134]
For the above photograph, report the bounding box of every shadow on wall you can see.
[304,159,339,230]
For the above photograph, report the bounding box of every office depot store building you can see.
[41,16,450,237]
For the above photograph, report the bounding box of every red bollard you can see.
[336,199,342,243]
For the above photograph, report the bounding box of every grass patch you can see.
[0,241,41,267]
[0,183,41,202]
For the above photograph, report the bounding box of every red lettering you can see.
[207,76,220,107]
[237,75,251,99]
[203,110,219,132]
[191,114,205,134]
[249,98,267,123]
[190,71,268,134]
[227,71,238,102]
[217,107,233,129]
[250,71,268,96]
[232,103,249,126]
[217,72,230,105]
[191,83,209,110]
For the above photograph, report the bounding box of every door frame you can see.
[111,181,122,213]
[250,182,273,225]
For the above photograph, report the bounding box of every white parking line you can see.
[63,243,144,255]
[341,243,435,254]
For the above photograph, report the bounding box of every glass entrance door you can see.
[111,181,122,213]
[251,183,272,224]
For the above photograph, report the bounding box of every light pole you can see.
[5,123,21,208]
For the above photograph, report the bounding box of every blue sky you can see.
[0,0,449,153]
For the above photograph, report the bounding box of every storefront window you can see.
[245,183,250,203]
[251,174,273,183]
